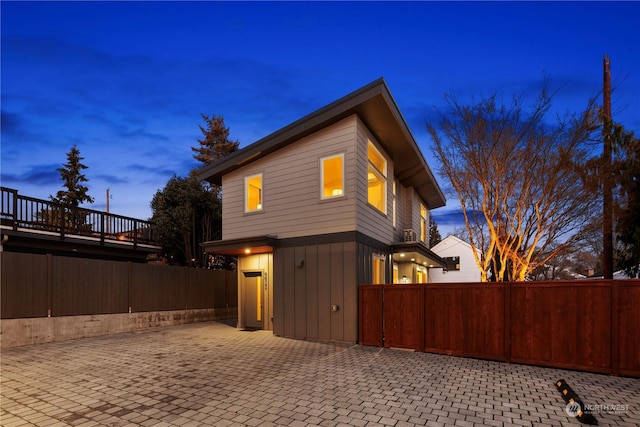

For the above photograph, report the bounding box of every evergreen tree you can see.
[428,213,442,248]
[51,144,94,206]
[191,114,239,166]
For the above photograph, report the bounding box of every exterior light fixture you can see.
[244,249,251,254]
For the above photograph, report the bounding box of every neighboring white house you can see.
[428,235,481,283]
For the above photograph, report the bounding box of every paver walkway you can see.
[1,321,639,426]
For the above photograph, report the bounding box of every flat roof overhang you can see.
[201,235,278,256]
[391,241,447,269]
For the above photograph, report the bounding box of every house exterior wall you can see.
[221,116,359,241]
[429,235,482,283]
[272,237,357,343]
[272,232,389,344]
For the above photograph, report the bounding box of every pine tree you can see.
[428,213,442,248]
[191,114,239,166]
[52,145,94,206]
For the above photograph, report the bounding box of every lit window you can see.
[245,174,263,212]
[373,254,386,284]
[320,154,344,199]
[392,180,397,228]
[416,266,427,283]
[368,141,387,214]
[420,204,428,243]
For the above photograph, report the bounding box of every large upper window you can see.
[367,141,387,214]
[420,204,428,243]
[245,174,263,213]
[320,154,344,199]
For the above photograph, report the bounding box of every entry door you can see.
[242,271,263,329]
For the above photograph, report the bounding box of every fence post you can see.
[133,220,138,250]
[11,188,18,230]
[611,280,620,376]
[184,267,189,310]
[127,261,133,313]
[100,212,105,245]
[46,253,53,317]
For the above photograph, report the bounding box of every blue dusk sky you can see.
[2,1,639,235]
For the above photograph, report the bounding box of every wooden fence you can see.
[1,252,237,319]
[359,280,640,377]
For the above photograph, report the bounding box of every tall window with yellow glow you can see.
[367,141,387,214]
[420,204,428,243]
[320,154,344,199]
[245,174,263,212]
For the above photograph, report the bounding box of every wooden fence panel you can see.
[52,257,129,316]
[619,281,640,377]
[383,285,424,351]
[0,252,48,318]
[186,268,231,309]
[510,282,612,373]
[358,285,383,347]
[2,253,237,319]
[131,264,186,312]
[186,268,215,309]
[424,285,464,355]
[462,284,506,361]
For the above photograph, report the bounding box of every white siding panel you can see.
[429,236,482,283]
[222,116,359,240]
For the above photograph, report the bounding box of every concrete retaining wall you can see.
[0,308,237,348]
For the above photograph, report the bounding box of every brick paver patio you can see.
[1,321,638,426]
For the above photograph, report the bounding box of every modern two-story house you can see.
[198,78,446,343]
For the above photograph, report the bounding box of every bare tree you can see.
[428,86,599,281]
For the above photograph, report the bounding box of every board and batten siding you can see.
[354,117,397,244]
[221,116,359,240]
[272,241,358,343]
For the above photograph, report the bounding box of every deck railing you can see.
[0,187,157,247]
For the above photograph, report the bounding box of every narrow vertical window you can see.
[392,180,397,228]
[367,141,387,214]
[245,174,263,212]
[420,204,428,243]
[372,254,386,284]
[320,154,344,199]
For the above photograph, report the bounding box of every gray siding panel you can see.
[294,246,307,338]
[282,246,296,337]
[317,243,332,340]
[330,242,345,341]
[222,117,358,240]
[343,241,358,342]
[305,245,319,339]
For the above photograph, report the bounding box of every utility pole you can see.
[602,54,613,280]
